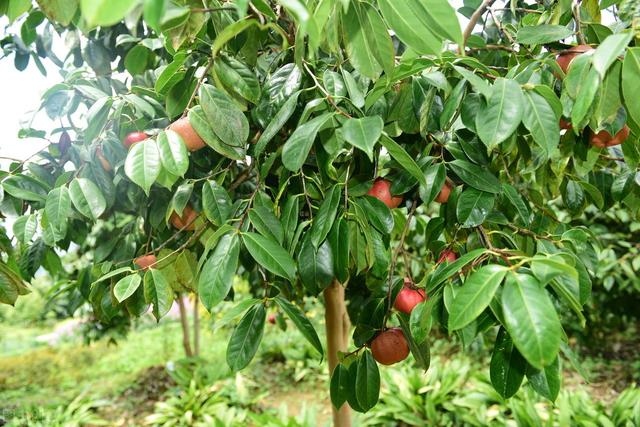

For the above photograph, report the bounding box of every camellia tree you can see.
[1,0,640,425]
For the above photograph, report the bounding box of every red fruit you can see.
[134,254,157,271]
[169,117,206,151]
[556,44,594,76]
[367,178,403,209]
[435,181,452,204]
[170,205,198,231]
[394,285,426,314]
[559,118,572,130]
[371,328,410,365]
[96,146,112,172]
[590,125,630,148]
[123,131,149,149]
[437,249,457,264]
[267,314,276,325]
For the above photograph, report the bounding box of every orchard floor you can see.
[0,299,638,426]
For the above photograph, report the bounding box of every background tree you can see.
[1,0,639,426]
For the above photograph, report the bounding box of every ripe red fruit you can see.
[590,125,630,148]
[169,117,206,151]
[367,178,403,209]
[559,118,572,130]
[267,314,276,325]
[134,254,157,271]
[394,284,426,314]
[435,181,452,204]
[170,205,198,231]
[437,249,457,264]
[556,44,593,75]
[371,328,410,365]
[96,146,112,172]
[123,131,149,149]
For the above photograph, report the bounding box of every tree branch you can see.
[460,0,498,54]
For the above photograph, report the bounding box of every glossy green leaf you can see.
[157,130,189,177]
[242,232,297,281]
[124,140,161,195]
[341,116,383,161]
[476,78,524,148]
[622,47,640,129]
[310,184,341,247]
[188,106,245,160]
[274,295,324,356]
[254,90,301,159]
[449,160,501,193]
[144,268,174,321]
[298,236,334,294]
[591,32,633,78]
[361,196,394,235]
[502,184,531,226]
[80,0,139,27]
[114,273,142,303]
[516,25,573,45]
[227,303,266,371]
[199,84,249,148]
[449,265,507,331]
[420,162,446,204]
[199,233,240,312]
[69,178,106,220]
[282,113,334,171]
[527,357,561,401]
[522,91,560,156]
[330,364,350,410]
[202,180,232,226]
[490,327,526,399]
[380,135,427,188]
[355,350,380,411]
[215,56,261,104]
[456,188,495,228]
[2,175,48,202]
[328,217,350,283]
[249,206,284,244]
[378,0,444,55]
[502,273,562,369]
[45,186,71,234]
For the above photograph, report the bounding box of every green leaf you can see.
[227,303,266,371]
[516,25,574,45]
[476,78,524,148]
[188,106,244,160]
[501,273,562,369]
[420,162,446,204]
[124,140,161,195]
[36,0,78,25]
[328,217,350,283]
[274,295,324,356]
[502,184,531,226]
[114,274,142,303]
[490,327,526,399]
[13,214,37,244]
[254,90,301,159]
[242,232,297,281]
[215,56,261,104]
[341,116,383,161]
[571,68,600,129]
[425,248,486,293]
[449,160,501,193]
[380,135,427,188]
[310,185,341,247]
[330,364,350,410]
[199,84,249,148]
[343,1,394,79]
[212,297,261,331]
[355,350,380,411]
[409,299,433,344]
[80,0,139,27]
[456,188,495,228]
[449,265,507,331]
[144,268,174,321]
[282,113,334,171]
[378,0,443,55]
[199,233,240,312]
[397,313,431,370]
[527,357,560,401]
[202,180,232,226]
[622,48,640,129]
[591,32,633,78]
[45,186,71,234]
[2,175,48,202]
[298,236,334,294]
[157,130,189,177]
[69,178,106,220]
[361,196,394,235]
[522,91,560,156]
[249,206,284,244]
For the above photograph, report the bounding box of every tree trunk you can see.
[324,280,352,427]
[177,296,193,357]
[193,294,200,357]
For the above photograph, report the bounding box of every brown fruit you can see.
[435,181,452,204]
[556,44,593,76]
[170,205,198,231]
[134,254,157,271]
[559,118,572,130]
[590,125,630,148]
[437,249,457,264]
[96,146,112,172]
[123,131,149,149]
[371,328,410,365]
[367,178,403,209]
[58,131,71,154]
[394,283,426,314]
[169,117,206,151]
